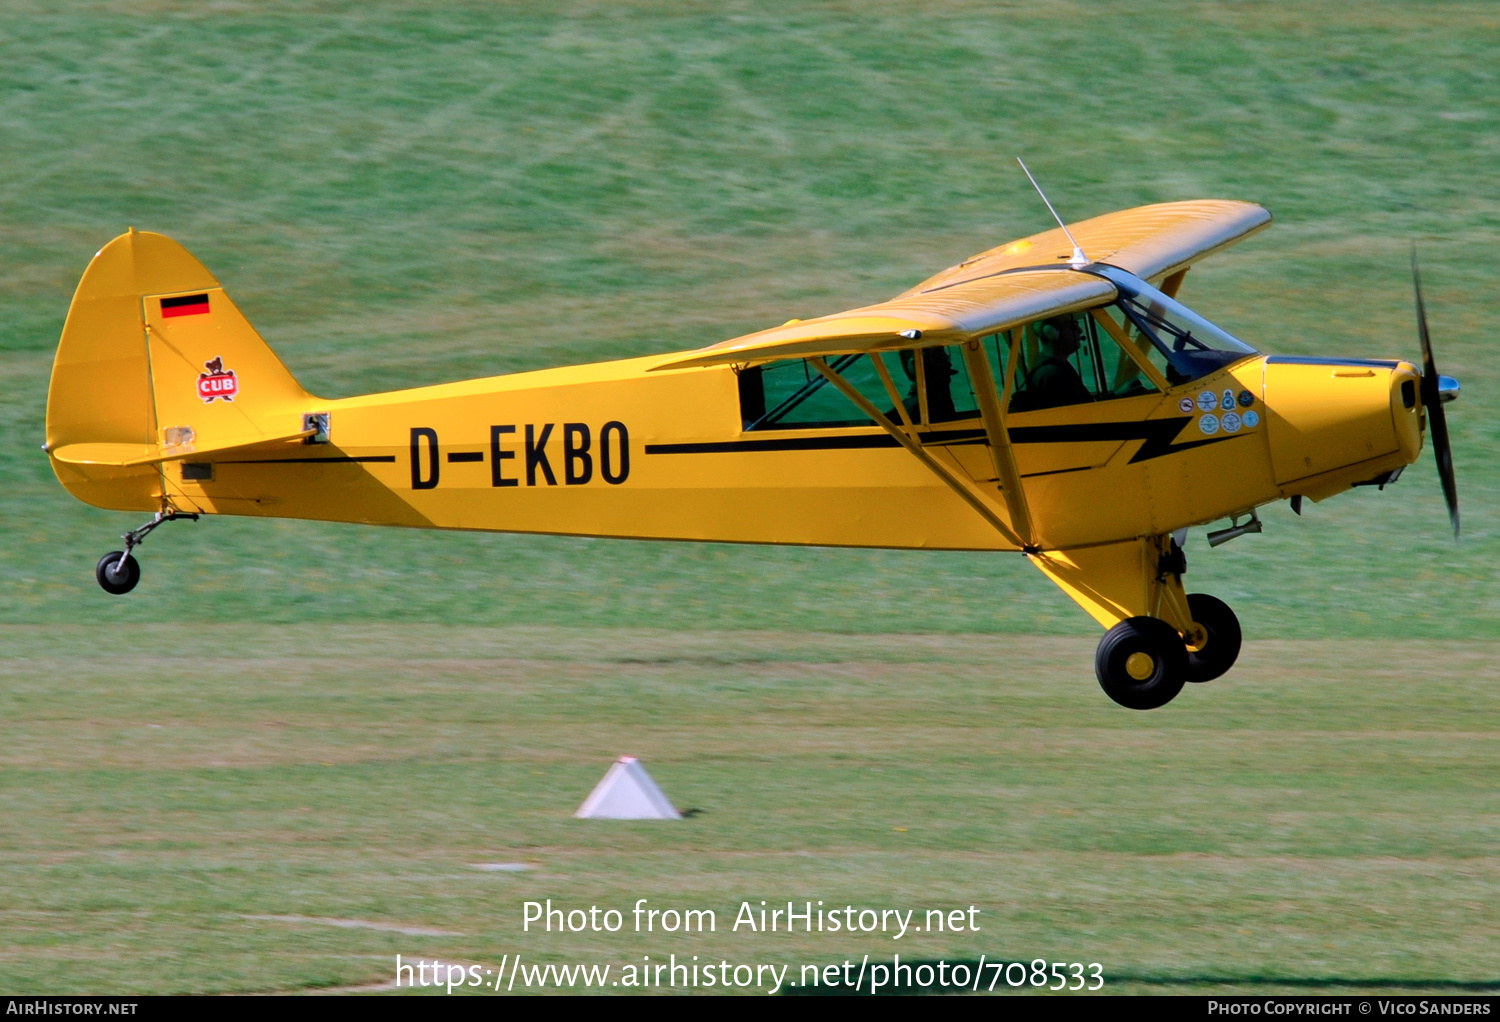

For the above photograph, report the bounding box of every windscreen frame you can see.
[1086,263,1258,383]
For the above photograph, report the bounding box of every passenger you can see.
[899,348,960,422]
[897,350,922,422]
[1024,317,1092,409]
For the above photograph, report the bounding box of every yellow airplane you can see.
[43,197,1461,710]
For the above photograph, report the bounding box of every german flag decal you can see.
[161,293,210,318]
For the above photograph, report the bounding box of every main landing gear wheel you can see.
[1095,616,1188,710]
[96,551,140,595]
[1185,593,1242,683]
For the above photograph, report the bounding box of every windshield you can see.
[1090,265,1257,384]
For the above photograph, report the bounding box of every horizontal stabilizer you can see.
[50,426,314,467]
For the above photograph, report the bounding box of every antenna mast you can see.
[1016,157,1089,269]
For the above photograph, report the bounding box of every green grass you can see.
[1,626,1497,994]
[0,0,1497,994]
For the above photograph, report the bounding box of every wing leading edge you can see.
[653,199,1269,372]
[654,270,1115,371]
[906,199,1271,296]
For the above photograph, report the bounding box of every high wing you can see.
[903,198,1271,297]
[653,269,1113,371]
[653,200,1268,372]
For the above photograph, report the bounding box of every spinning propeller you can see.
[1411,246,1460,538]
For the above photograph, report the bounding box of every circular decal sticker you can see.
[1238,389,1255,408]
[1221,389,1236,411]
[1179,397,1196,413]
[1242,410,1260,429]
[1221,411,1242,433]
[1197,391,1218,411]
[1199,414,1220,435]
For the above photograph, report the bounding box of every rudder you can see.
[46,229,315,511]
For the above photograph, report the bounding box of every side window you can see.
[1091,306,1169,395]
[1009,311,1158,412]
[1010,314,1097,412]
[923,347,975,423]
[924,337,1007,423]
[739,354,900,431]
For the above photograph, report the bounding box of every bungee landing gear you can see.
[1095,616,1188,710]
[1093,594,1242,709]
[1183,593,1242,683]
[95,510,198,595]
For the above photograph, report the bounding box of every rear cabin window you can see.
[924,342,985,422]
[739,354,895,430]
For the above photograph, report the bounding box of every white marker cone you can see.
[574,757,681,820]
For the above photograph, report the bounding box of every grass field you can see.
[2,626,1497,994]
[0,0,1497,995]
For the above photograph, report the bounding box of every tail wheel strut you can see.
[95,510,199,595]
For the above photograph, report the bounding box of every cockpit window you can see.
[921,313,1166,420]
[1090,265,1258,385]
[1118,297,1254,383]
[1007,312,1159,412]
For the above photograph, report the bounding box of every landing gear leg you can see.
[1094,616,1188,710]
[1184,593,1242,682]
[95,510,199,595]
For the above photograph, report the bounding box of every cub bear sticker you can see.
[197,356,238,403]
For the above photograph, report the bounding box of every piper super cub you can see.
[43,195,1461,709]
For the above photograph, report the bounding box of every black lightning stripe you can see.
[645,434,900,455]
[1007,417,1242,463]
[1123,420,1243,463]
[646,417,1243,462]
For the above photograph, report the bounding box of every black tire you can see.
[96,551,140,595]
[1185,593,1242,683]
[1095,616,1188,710]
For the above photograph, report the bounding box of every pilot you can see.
[1025,317,1093,409]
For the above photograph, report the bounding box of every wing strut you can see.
[959,338,1036,548]
[807,357,1030,551]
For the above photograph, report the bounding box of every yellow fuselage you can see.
[57,347,1423,554]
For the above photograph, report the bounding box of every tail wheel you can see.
[95,551,140,595]
[1185,593,1242,683]
[1095,616,1188,710]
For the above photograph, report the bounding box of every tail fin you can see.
[46,229,315,510]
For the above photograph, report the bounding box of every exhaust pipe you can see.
[1207,509,1263,548]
